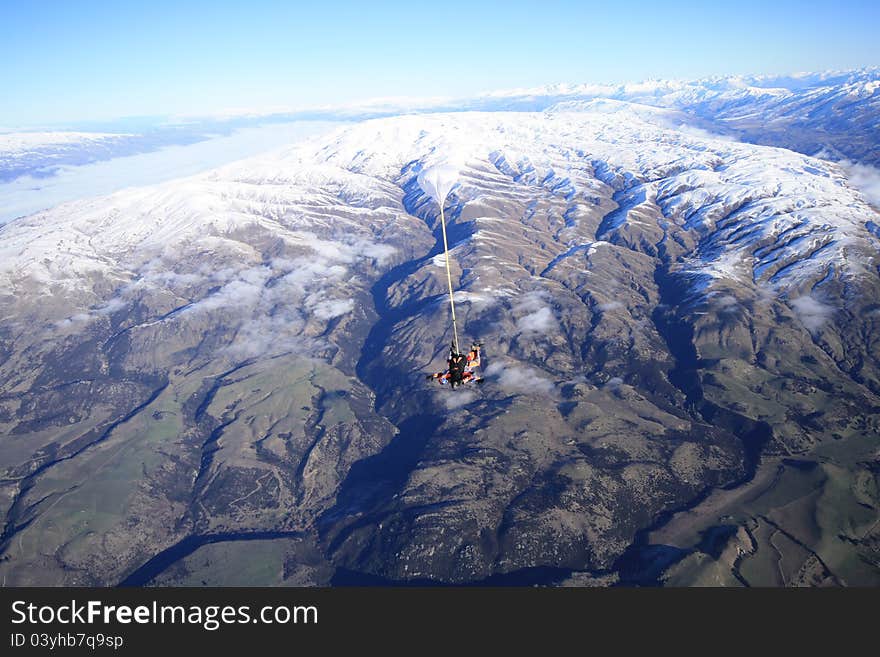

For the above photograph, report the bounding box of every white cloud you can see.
[358,241,397,265]
[293,234,358,263]
[56,312,92,328]
[451,289,500,312]
[513,291,558,335]
[514,291,546,312]
[672,123,737,142]
[485,361,555,395]
[185,269,271,314]
[224,313,309,359]
[77,230,389,360]
[440,390,477,410]
[288,231,397,266]
[790,295,834,334]
[517,306,556,334]
[604,376,624,390]
[279,261,347,289]
[94,297,127,315]
[597,301,623,312]
[120,258,216,297]
[312,298,354,319]
[714,294,739,314]
[149,255,357,358]
[842,161,880,207]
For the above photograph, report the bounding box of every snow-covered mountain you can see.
[5,108,876,305]
[3,68,878,187]
[266,67,880,166]
[450,68,880,166]
[1,99,879,585]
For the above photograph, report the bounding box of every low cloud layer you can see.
[71,231,381,359]
[178,257,356,358]
[298,231,396,267]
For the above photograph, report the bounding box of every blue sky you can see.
[2,0,878,128]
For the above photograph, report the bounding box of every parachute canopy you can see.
[417,163,459,207]
[417,162,463,354]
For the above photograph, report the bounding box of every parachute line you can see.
[439,201,460,354]
[417,163,461,355]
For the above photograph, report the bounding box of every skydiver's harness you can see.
[447,351,468,387]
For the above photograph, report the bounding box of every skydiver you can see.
[426,342,484,388]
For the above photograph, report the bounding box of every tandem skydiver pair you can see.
[427,341,485,388]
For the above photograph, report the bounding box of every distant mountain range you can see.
[3,68,878,185]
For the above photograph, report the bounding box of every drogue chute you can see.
[419,164,484,389]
